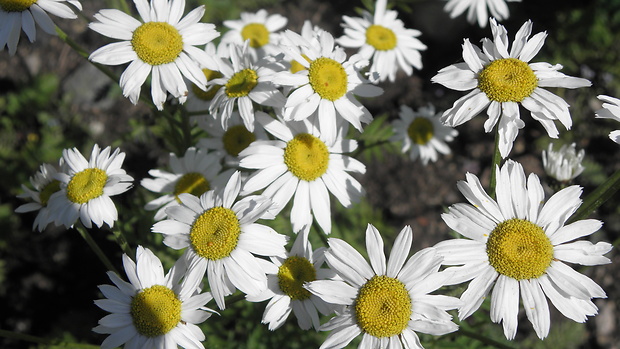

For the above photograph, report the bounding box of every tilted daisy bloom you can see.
[337,0,427,83]
[0,0,82,55]
[432,19,591,158]
[305,224,461,348]
[435,160,612,339]
[89,0,220,110]
[239,112,366,234]
[47,144,134,229]
[444,0,521,28]
[221,8,287,59]
[141,147,233,221]
[208,41,286,132]
[274,29,383,145]
[184,42,227,113]
[93,246,217,349]
[152,171,288,309]
[16,162,64,231]
[246,229,338,331]
[542,142,585,183]
[390,104,458,165]
[595,95,620,144]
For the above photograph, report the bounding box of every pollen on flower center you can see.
[192,69,223,101]
[407,117,434,145]
[486,218,554,280]
[355,275,412,338]
[277,256,316,301]
[225,69,259,98]
[66,168,108,204]
[174,172,210,203]
[0,0,36,12]
[131,22,184,66]
[190,206,241,260]
[308,57,348,101]
[477,58,538,103]
[366,24,397,51]
[130,285,182,337]
[222,124,256,157]
[40,180,61,206]
[283,133,330,181]
[241,23,270,48]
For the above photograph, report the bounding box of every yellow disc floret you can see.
[40,180,61,207]
[486,218,554,280]
[130,285,182,337]
[277,256,316,301]
[131,22,184,66]
[477,58,538,103]
[192,69,223,101]
[290,54,311,74]
[190,206,241,260]
[308,57,348,101]
[241,23,270,48]
[0,0,36,12]
[366,24,397,51]
[222,124,256,157]
[225,69,258,98]
[66,168,108,204]
[407,117,434,145]
[173,172,210,203]
[283,133,330,181]
[355,275,412,338]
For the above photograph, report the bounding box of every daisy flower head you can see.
[431,19,591,158]
[444,0,521,28]
[542,142,585,183]
[246,228,338,331]
[152,171,288,309]
[595,94,620,144]
[184,42,228,113]
[141,147,233,221]
[274,29,384,145]
[208,41,286,132]
[305,224,461,349]
[391,104,458,165]
[336,0,427,83]
[88,0,221,110]
[435,160,612,339]
[16,161,65,231]
[93,245,217,349]
[239,112,366,235]
[221,9,287,60]
[47,144,134,229]
[0,0,82,55]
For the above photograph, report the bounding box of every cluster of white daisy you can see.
[9,0,619,348]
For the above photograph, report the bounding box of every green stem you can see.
[488,126,503,199]
[568,168,620,223]
[458,328,516,349]
[0,329,52,345]
[75,225,119,274]
[110,227,133,258]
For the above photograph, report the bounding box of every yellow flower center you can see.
[277,256,316,301]
[486,218,554,280]
[40,180,61,207]
[241,23,270,48]
[225,68,258,98]
[355,275,412,338]
[0,0,36,12]
[290,54,311,74]
[366,24,397,51]
[190,206,241,260]
[407,117,434,145]
[130,285,182,337]
[173,172,210,203]
[131,22,184,66]
[66,168,108,204]
[222,124,256,157]
[477,58,538,103]
[192,69,223,101]
[283,133,329,181]
[308,57,348,101]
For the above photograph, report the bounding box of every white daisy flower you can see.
[15,162,64,231]
[337,0,427,83]
[47,144,134,229]
[221,8,287,59]
[435,160,612,340]
[141,147,233,221]
[431,19,591,158]
[184,42,226,113]
[274,29,383,145]
[0,0,82,55]
[542,142,585,183]
[305,224,461,349]
[391,104,458,165]
[152,171,288,309]
[444,0,521,28]
[208,41,286,132]
[93,245,217,349]
[238,112,366,235]
[595,94,620,144]
[88,0,220,110]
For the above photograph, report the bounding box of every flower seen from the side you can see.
[432,19,591,158]
[305,224,461,348]
[595,94,620,144]
[221,9,287,59]
[184,42,227,113]
[444,0,521,28]
[542,142,585,183]
[435,160,611,339]
[16,162,64,231]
